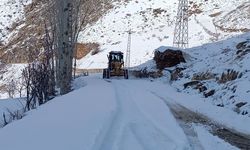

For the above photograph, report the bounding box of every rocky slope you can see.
[0,0,113,63]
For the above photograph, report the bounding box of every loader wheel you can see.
[124,69,129,79]
[103,69,106,79]
[103,69,110,79]
[107,69,110,79]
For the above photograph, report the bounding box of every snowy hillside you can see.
[77,0,250,69]
[0,0,31,42]
[171,32,250,118]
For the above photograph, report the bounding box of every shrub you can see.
[217,69,242,83]
[132,68,162,78]
[192,71,216,81]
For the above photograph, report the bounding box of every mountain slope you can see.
[0,0,249,64]
[77,0,250,68]
[172,32,250,117]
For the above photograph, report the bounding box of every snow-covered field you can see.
[0,75,247,150]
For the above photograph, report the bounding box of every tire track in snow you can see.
[92,80,192,150]
[92,80,124,150]
[94,79,183,150]
[116,81,187,150]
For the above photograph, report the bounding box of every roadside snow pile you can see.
[194,125,238,150]
[171,32,250,117]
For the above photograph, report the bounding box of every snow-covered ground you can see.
[0,64,26,99]
[0,75,247,149]
[171,32,250,118]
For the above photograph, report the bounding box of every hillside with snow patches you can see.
[77,0,250,69]
[0,0,31,43]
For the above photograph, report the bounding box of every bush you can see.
[91,48,102,55]
[192,71,216,81]
[171,68,185,81]
[132,68,162,78]
[217,69,242,83]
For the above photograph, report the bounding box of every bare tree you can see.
[46,0,112,94]
[6,79,16,98]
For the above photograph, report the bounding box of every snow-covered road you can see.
[0,75,249,150]
[93,80,189,150]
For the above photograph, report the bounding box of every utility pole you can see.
[125,30,132,69]
[173,0,189,49]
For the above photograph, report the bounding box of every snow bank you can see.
[0,77,117,150]
[194,125,238,150]
[124,79,250,136]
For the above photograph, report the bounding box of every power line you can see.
[125,30,132,69]
[173,0,189,49]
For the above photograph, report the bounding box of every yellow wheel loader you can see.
[103,51,128,79]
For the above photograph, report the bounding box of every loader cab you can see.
[108,51,124,62]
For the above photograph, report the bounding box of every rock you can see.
[242,110,248,115]
[171,67,185,81]
[235,102,247,108]
[204,89,215,98]
[154,46,186,70]
[217,103,224,107]
[236,41,250,58]
[198,85,207,92]
[236,41,249,50]
[183,80,200,89]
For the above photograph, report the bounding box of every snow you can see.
[0,0,249,149]
[0,76,189,150]
[123,79,250,136]
[77,0,250,69]
[155,46,180,52]
[0,77,117,150]
[0,64,26,99]
[0,98,25,116]
[194,125,239,150]
[171,32,250,117]
[0,0,31,42]
[0,76,246,149]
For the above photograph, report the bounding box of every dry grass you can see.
[209,11,222,17]
[217,69,242,83]
[132,69,162,78]
[171,68,185,81]
[192,71,216,81]
[75,43,100,59]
